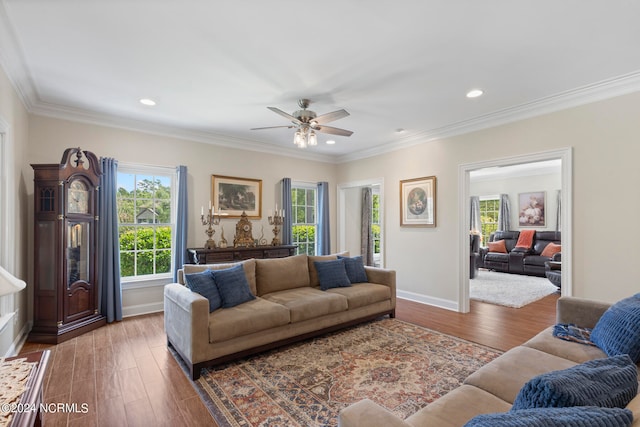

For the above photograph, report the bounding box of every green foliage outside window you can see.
[292,187,316,255]
[479,198,499,245]
[117,173,173,278]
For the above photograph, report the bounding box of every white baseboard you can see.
[397,290,459,312]
[3,320,31,358]
[122,301,164,318]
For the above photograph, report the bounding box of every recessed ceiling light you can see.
[326,140,336,145]
[396,128,405,133]
[466,89,484,98]
[139,98,157,106]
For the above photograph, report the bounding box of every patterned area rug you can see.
[192,318,502,427]
[470,270,559,308]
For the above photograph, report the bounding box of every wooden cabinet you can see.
[28,148,106,344]
[186,245,297,265]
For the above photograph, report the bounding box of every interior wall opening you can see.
[458,148,572,313]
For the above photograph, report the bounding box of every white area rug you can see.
[470,270,559,308]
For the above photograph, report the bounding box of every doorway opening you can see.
[337,178,385,267]
[458,148,572,313]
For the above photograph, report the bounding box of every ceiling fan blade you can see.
[250,125,296,130]
[312,109,349,124]
[267,106,302,125]
[315,125,353,137]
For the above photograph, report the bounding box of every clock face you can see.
[68,180,89,214]
[243,224,251,232]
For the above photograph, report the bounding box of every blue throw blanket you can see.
[512,354,638,410]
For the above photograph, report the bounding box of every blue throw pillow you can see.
[337,255,368,283]
[591,293,640,363]
[511,354,638,410]
[184,270,222,312]
[211,264,255,308]
[314,259,352,290]
[464,407,633,427]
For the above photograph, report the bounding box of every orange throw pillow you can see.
[488,240,507,254]
[541,243,562,258]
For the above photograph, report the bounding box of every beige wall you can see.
[338,91,640,305]
[26,116,339,317]
[0,65,30,356]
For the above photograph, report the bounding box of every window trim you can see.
[117,163,177,287]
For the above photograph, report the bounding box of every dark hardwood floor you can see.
[18,293,559,426]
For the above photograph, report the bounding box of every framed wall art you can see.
[400,176,436,227]
[211,175,262,218]
[518,191,545,227]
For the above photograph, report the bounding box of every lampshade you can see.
[0,265,26,297]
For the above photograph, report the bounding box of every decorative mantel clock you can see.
[28,147,106,343]
[233,211,255,247]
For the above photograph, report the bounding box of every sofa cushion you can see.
[326,283,390,310]
[522,327,608,364]
[463,407,633,427]
[338,255,369,283]
[183,259,257,295]
[315,259,352,290]
[211,264,256,308]
[488,240,507,253]
[208,297,290,343]
[464,346,577,403]
[591,293,640,363]
[406,384,512,427]
[308,252,348,287]
[184,270,222,312]
[511,354,638,410]
[541,243,562,258]
[261,287,348,323]
[255,254,310,295]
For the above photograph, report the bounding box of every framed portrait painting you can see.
[211,175,262,218]
[400,176,436,227]
[518,191,545,227]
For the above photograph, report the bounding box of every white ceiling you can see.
[2,1,640,163]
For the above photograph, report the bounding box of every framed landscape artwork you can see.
[211,175,262,218]
[518,191,545,227]
[400,176,436,227]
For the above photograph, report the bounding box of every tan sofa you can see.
[339,297,640,427]
[164,254,396,380]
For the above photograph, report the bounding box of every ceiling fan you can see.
[251,99,353,148]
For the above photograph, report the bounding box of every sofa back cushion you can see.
[308,252,349,287]
[182,259,257,295]
[533,231,562,255]
[490,231,520,252]
[255,254,310,295]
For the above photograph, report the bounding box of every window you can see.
[291,184,317,256]
[372,191,381,266]
[117,165,176,280]
[479,197,500,245]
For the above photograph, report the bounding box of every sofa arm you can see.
[163,283,210,365]
[556,296,611,329]
[364,266,396,309]
[339,399,411,427]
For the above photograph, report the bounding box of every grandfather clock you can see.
[29,148,106,343]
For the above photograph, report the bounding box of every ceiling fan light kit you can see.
[252,98,353,149]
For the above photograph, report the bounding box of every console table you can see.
[187,245,297,265]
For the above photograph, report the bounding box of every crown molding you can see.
[337,70,640,163]
[30,101,338,164]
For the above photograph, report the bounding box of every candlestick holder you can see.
[201,207,220,249]
[268,212,283,246]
